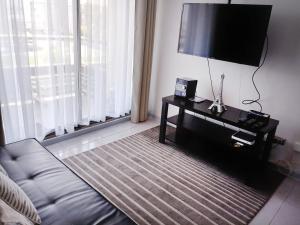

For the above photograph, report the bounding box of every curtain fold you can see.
[0,0,78,143]
[80,0,134,124]
[131,0,157,123]
[0,0,37,143]
[0,108,5,146]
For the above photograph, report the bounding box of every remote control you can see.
[244,118,257,127]
[249,110,270,118]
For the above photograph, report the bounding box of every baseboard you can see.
[42,115,131,146]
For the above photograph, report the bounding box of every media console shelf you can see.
[159,95,279,164]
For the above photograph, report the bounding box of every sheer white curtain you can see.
[80,0,134,124]
[28,0,78,137]
[0,0,77,143]
[0,0,134,144]
[0,0,36,143]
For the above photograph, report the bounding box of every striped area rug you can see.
[63,127,269,225]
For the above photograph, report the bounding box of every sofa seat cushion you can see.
[0,139,134,225]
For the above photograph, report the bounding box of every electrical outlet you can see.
[294,141,300,153]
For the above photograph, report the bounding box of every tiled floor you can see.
[250,177,300,225]
[47,117,300,225]
[47,117,160,159]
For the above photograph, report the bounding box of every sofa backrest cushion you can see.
[0,172,41,224]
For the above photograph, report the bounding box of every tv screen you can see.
[178,4,272,66]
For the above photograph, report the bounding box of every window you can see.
[0,0,135,143]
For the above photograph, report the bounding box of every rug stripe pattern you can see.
[63,127,268,225]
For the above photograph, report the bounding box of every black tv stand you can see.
[159,95,279,164]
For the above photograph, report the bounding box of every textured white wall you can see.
[149,0,300,162]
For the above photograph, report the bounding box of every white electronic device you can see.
[189,96,206,103]
[231,131,256,146]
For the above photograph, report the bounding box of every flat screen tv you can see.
[178,4,272,66]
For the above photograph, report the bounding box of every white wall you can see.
[149,0,300,163]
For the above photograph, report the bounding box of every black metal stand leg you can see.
[177,108,185,128]
[262,128,276,164]
[175,108,185,142]
[159,102,168,143]
[254,132,264,160]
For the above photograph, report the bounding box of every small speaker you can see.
[174,77,197,98]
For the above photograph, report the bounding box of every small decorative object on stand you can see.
[174,77,197,98]
[208,74,227,113]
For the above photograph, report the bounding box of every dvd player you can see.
[231,131,256,146]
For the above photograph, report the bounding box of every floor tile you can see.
[250,177,296,225]
[47,117,159,159]
[269,179,300,225]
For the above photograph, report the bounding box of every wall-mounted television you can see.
[178,4,272,66]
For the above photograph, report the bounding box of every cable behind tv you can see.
[242,35,269,112]
[206,35,268,112]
